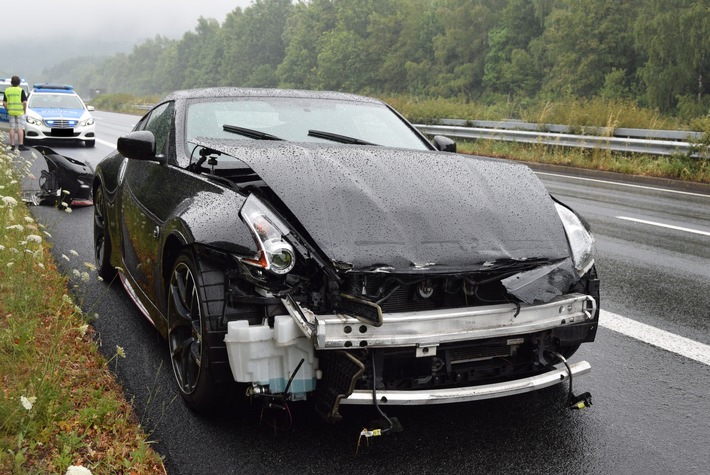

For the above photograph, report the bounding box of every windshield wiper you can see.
[223,124,284,141]
[308,129,378,146]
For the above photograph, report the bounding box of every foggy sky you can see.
[1,0,254,76]
[16,1,253,40]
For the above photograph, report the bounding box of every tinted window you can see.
[141,101,174,158]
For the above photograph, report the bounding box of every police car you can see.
[0,77,30,131]
[25,84,96,147]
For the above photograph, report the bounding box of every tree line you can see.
[42,0,710,117]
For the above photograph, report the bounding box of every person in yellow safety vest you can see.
[2,76,29,151]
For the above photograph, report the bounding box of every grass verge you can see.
[457,140,710,184]
[0,148,165,474]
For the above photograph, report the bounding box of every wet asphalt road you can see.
[18,111,710,474]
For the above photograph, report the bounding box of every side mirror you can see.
[433,135,456,153]
[117,130,164,163]
[86,105,95,112]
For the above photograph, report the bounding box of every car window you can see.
[141,101,174,158]
[28,93,84,109]
[185,97,430,152]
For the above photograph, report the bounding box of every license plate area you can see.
[51,128,74,137]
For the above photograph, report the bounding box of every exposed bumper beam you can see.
[340,360,591,406]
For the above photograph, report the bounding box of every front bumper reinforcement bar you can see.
[340,360,591,406]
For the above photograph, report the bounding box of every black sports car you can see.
[93,88,599,424]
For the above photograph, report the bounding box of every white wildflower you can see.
[9,180,17,185]
[83,262,96,271]
[20,396,36,411]
[2,196,17,207]
[81,271,90,282]
[78,324,89,337]
[97,276,104,282]
[0,245,4,251]
[116,346,126,358]
[43,231,52,238]
[69,250,79,257]
[72,269,81,278]
[7,262,14,268]
[5,224,23,231]
[23,216,34,223]
[62,189,70,195]
[64,207,73,214]
[37,262,45,270]
[62,294,72,304]
[26,234,42,244]
[66,466,93,475]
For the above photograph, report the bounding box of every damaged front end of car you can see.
[215,190,599,424]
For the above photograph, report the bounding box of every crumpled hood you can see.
[199,141,571,272]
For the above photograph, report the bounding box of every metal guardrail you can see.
[415,120,709,158]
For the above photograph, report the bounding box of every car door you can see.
[120,101,176,315]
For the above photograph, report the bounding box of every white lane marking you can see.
[535,171,710,198]
[96,137,116,148]
[616,216,710,237]
[599,310,710,366]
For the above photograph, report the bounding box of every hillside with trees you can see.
[40,0,710,119]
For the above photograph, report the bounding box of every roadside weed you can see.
[0,146,165,474]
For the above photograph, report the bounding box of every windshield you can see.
[185,96,430,152]
[29,93,84,109]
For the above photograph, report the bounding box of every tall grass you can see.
[380,94,710,183]
[381,95,689,131]
[0,147,165,474]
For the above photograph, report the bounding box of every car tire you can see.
[167,250,235,412]
[93,185,116,280]
[85,140,95,147]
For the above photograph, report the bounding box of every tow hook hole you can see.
[344,325,352,334]
[344,341,352,347]
[359,325,368,334]
[359,341,368,347]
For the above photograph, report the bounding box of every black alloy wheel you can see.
[167,251,230,411]
[93,186,115,280]
[169,257,203,398]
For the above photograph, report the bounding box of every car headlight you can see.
[554,202,596,276]
[79,117,95,127]
[26,116,43,126]
[240,194,296,275]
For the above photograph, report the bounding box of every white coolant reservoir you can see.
[224,315,317,396]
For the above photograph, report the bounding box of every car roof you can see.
[162,87,383,105]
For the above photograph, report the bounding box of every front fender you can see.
[162,187,256,257]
